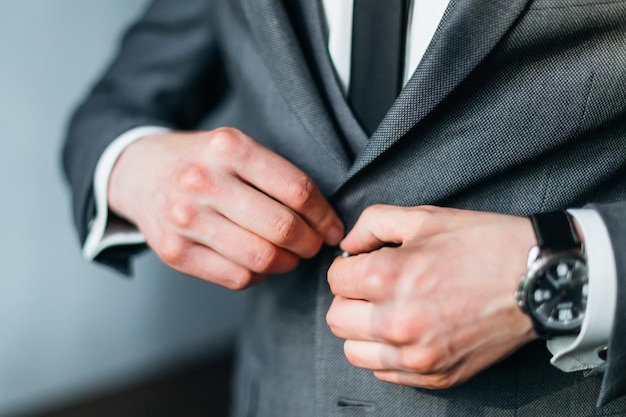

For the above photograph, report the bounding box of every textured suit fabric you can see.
[63,0,626,415]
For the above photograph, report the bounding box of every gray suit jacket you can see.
[63,0,626,415]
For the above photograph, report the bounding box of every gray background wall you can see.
[0,1,247,415]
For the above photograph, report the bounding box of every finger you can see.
[341,205,441,255]
[372,369,464,390]
[176,208,300,274]
[155,238,265,290]
[233,138,344,245]
[210,175,326,259]
[340,205,408,254]
[326,296,378,340]
[328,251,393,300]
[372,336,524,389]
[343,340,398,371]
[344,340,455,374]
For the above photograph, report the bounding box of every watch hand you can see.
[545,270,562,290]
[537,296,561,320]
[546,262,572,290]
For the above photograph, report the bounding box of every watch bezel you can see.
[517,247,588,337]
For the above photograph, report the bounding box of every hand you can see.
[108,128,344,289]
[326,205,537,389]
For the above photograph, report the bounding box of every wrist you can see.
[83,126,169,258]
[107,133,164,225]
[107,140,137,222]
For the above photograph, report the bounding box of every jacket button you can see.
[597,346,608,361]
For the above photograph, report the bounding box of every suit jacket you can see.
[63,0,626,415]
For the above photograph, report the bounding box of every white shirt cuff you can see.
[82,126,172,260]
[546,209,616,371]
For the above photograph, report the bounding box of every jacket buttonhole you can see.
[337,398,375,410]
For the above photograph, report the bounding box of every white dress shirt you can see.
[84,0,615,372]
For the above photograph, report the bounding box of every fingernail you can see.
[326,225,344,245]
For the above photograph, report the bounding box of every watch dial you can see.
[529,257,588,330]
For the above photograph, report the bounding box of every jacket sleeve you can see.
[62,0,225,272]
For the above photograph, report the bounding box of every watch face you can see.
[526,255,588,332]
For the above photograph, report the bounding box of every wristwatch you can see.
[515,211,588,339]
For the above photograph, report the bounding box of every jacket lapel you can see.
[238,0,352,171]
[239,0,533,180]
[297,0,369,160]
[347,0,532,177]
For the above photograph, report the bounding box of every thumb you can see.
[340,205,408,255]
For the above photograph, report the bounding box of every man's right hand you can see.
[108,128,344,289]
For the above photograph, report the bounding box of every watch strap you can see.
[523,211,586,339]
[530,211,581,251]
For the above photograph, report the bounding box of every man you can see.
[63,0,626,415]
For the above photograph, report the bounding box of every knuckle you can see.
[410,205,444,235]
[361,257,396,295]
[379,316,414,345]
[361,204,393,234]
[362,269,388,295]
[167,200,196,228]
[423,372,458,390]
[325,309,339,334]
[343,342,363,367]
[286,175,315,209]
[175,164,218,195]
[325,301,343,336]
[226,268,256,291]
[327,267,341,294]
[207,127,245,158]
[361,204,385,223]
[301,236,323,259]
[158,236,186,266]
[271,212,298,245]
[247,243,278,273]
[404,349,444,373]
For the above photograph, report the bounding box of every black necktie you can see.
[348,0,409,136]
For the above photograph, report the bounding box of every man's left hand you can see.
[327,205,538,389]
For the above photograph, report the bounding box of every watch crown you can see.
[526,246,541,269]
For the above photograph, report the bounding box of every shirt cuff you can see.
[82,126,172,260]
[546,209,617,372]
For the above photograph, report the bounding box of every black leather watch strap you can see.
[530,211,581,251]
